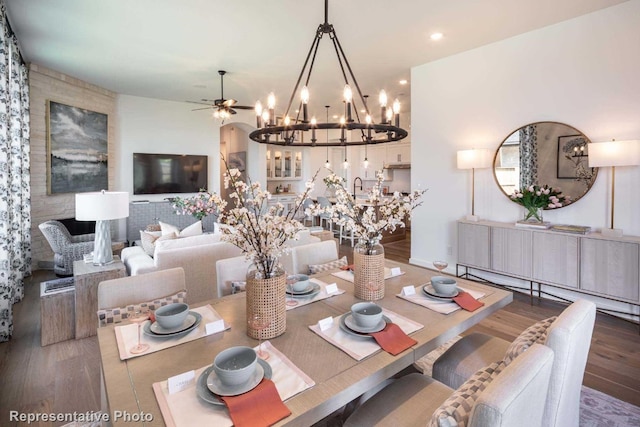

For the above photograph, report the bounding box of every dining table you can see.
[97,259,512,426]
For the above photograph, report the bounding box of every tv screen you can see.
[133,153,208,195]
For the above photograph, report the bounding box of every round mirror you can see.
[493,121,597,207]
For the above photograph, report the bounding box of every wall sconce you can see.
[588,139,640,237]
[75,191,129,265]
[457,148,493,221]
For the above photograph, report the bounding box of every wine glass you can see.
[285,275,299,307]
[433,260,448,274]
[248,313,271,360]
[129,308,150,355]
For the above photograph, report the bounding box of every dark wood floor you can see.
[0,231,637,427]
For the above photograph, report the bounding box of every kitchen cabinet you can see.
[356,145,391,180]
[266,146,303,180]
[386,143,411,163]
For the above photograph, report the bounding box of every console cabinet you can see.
[457,220,640,305]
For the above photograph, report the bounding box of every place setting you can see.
[309,302,423,361]
[397,261,487,314]
[115,303,231,360]
[152,342,315,427]
[285,274,344,310]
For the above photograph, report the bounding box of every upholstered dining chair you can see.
[289,240,339,275]
[216,256,252,297]
[97,267,186,313]
[431,299,596,427]
[344,343,554,427]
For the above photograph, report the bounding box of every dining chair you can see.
[316,196,333,230]
[216,255,252,297]
[290,240,338,275]
[338,220,356,247]
[344,343,554,427]
[97,267,186,312]
[300,198,315,226]
[431,299,596,427]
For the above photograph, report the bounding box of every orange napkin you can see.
[453,291,484,312]
[340,264,355,271]
[370,323,417,355]
[220,379,291,427]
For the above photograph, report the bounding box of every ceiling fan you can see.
[191,70,253,119]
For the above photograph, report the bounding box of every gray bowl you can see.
[431,276,458,296]
[154,303,189,329]
[213,346,258,387]
[351,302,383,328]
[291,274,310,292]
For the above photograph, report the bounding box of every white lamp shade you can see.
[75,191,129,221]
[457,148,493,169]
[588,140,640,167]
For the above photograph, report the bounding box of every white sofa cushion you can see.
[159,220,203,237]
[153,233,222,257]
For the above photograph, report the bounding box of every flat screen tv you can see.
[133,153,208,195]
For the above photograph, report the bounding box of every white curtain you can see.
[0,0,31,342]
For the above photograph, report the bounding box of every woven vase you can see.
[353,239,385,301]
[246,266,287,339]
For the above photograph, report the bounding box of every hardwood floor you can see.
[0,231,637,426]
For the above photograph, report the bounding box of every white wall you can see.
[410,0,640,270]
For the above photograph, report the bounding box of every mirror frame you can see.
[492,121,598,208]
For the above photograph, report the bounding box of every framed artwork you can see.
[557,134,589,179]
[228,151,247,172]
[46,100,108,194]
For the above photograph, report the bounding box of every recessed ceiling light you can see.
[430,32,444,41]
[332,114,339,119]
[399,79,408,85]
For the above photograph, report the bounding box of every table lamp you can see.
[75,190,129,265]
[588,140,640,237]
[457,148,493,221]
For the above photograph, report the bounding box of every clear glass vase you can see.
[246,258,286,339]
[354,236,385,300]
[523,206,544,223]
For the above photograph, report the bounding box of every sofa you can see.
[121,229,321,304]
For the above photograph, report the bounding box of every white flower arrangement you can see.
[215,158,317,277]
[312,170,426,253]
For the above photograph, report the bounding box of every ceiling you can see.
[5,0,628,118]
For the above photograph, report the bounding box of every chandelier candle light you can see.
[249,0,407,147]
[75,191,129,265]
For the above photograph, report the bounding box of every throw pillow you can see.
[231,281,246,294]
[308,256,348,274]
[159,220,203,237]
[96,290,187,327]
[145,224,161,232]
[503,316,557,365]
[140,230,162,256]
[429,361,506,427]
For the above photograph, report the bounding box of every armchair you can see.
[38,220,96,276]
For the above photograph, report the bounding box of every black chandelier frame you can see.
[249,0,408,147]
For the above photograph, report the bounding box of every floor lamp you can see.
[75,191,129,265]
[457,148,493,222]
[588,140,640,237]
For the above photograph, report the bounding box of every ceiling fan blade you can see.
[192,106,214,111]
[231,105,254,110]
[228,109,237,115]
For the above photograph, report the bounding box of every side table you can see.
[73,257,126,339]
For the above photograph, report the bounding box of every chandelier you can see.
[249,0,407,147]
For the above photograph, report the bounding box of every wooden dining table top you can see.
[97,260,512,426]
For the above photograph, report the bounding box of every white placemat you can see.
[396,284,486,314]
[152,341,315,427]
[331,267,405,283]
[309,308,423,361]
[286,278,345,311]
[115,305,230,360]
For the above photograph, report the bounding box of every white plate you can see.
[142,312,202,338]
[149,313,197,335]
[197,359,271,405]
[422,284,459,301]
[206,362,265,397]
[344,313,386,333]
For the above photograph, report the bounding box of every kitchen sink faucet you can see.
[353,176,363,197]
